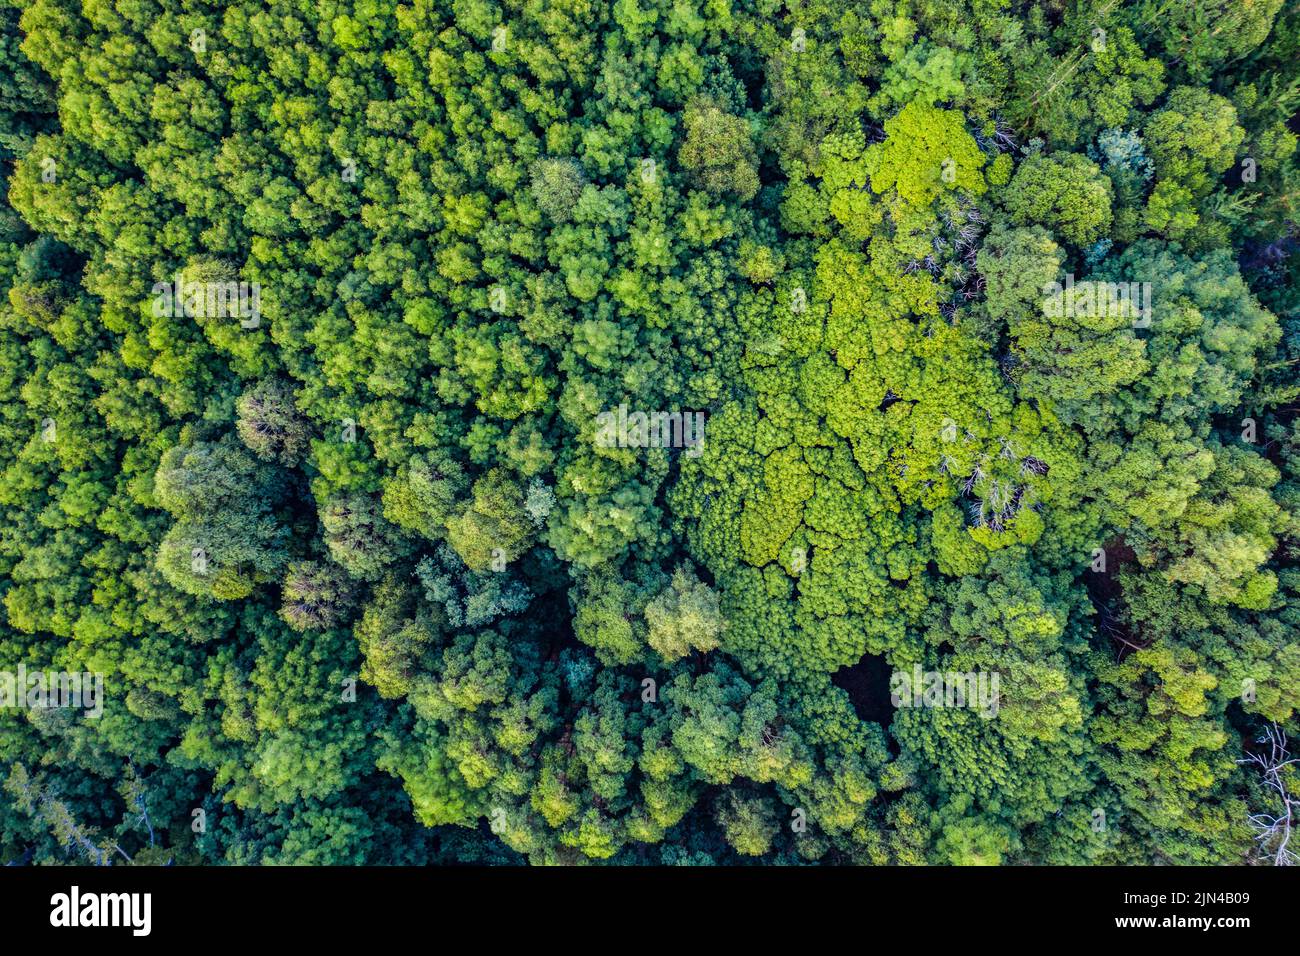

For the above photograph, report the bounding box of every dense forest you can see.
[0,0,1297,866]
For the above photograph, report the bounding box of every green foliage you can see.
[1,0,1296,870]
[236,378,310,467]
[678,98,760,202]
[644,565,724,662]
[530,158,587,224]
[1002,152,1114,247]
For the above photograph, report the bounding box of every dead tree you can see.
[1238,722,1297,866]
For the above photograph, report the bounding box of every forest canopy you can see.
[1,0,1298,866]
